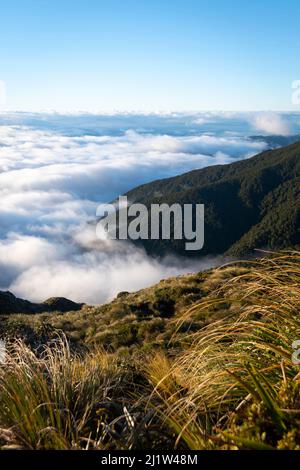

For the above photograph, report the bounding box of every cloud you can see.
[10,254,216,305]
[1,228,219,304]
[251,112,292,136]
[0,114,271,303]
[0,126,266,193]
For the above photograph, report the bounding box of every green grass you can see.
[0,337,141,449]
[0,270,213,352]
[148,251,300,449]
[0,252,300,449]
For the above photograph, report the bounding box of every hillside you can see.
[0,266,232,349]
[0,291,83,315]
[0,252,299,450]
[123,140,300,257]
[249,133,300,148]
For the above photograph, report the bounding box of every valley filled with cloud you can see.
[0,112,299,303]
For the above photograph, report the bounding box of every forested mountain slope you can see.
[124,141,300,256]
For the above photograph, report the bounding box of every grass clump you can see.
[0,336,147,449]
[147,252,300,449]
[0,252,300,450]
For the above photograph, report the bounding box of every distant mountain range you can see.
[124,140,300,257]
[249,134,300,148]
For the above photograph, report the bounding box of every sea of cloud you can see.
[0,112,299,304]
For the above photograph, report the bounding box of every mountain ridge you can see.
[0,290,83,314]
[124,140,300,256]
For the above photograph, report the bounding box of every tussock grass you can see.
[0,252,300,449]
[0,336,141,449]
[148,252,300,449]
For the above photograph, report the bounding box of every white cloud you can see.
[0,116,269,303]
[2,228,213,304]
[251,112,292,136]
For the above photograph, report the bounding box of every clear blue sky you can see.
[1,0,300,112]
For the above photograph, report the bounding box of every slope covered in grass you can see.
[0,252,299,449]
[148,251,300,449]
[0,264,244,351]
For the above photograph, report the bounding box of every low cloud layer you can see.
[0,112,295,303]
[1,228,221,304]
[252,112,292,136]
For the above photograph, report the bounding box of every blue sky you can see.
[1,0,300,112]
